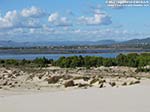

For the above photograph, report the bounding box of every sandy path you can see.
[0,84,150,112]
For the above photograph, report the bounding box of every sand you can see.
[0,80,150,112]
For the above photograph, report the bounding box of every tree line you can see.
[0,57,53,67]
[54,53,150,68]
[0,53,150,71]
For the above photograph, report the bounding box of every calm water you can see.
[0,53,119,60]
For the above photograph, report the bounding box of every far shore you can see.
[0,47,149,55]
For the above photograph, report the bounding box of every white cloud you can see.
[42,24,55,32]
[78,12,112,25]
[29,28,35,33]
[0,10,19,29]
[78,5,112,26]
[21,6,45,18]
[21,18,41,28]
[89,4,103,14]
[0,8,42,29]
[48,12,59,22]
[48,12,72,26]
[0,6,129,42]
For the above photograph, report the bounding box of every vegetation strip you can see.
[0,53,150,72]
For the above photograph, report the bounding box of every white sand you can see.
[0,83,150,112]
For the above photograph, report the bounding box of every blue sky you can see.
[0,0,150,42]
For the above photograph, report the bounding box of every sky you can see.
[0,0,150,42]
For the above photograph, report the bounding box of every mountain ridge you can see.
[0,37,150,47]
[0,39,117,47]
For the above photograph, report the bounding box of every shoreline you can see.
[0,49,149,55]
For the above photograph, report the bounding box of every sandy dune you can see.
[0,82,150,112]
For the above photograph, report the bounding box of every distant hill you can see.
[0,39,118,47]
[96,40,117,45]
[0,41,22,47]
[122,37,150,45]
[1,38,150,47]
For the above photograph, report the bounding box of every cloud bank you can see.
[0,5,145,42]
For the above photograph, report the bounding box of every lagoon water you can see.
[0,53,119,60]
